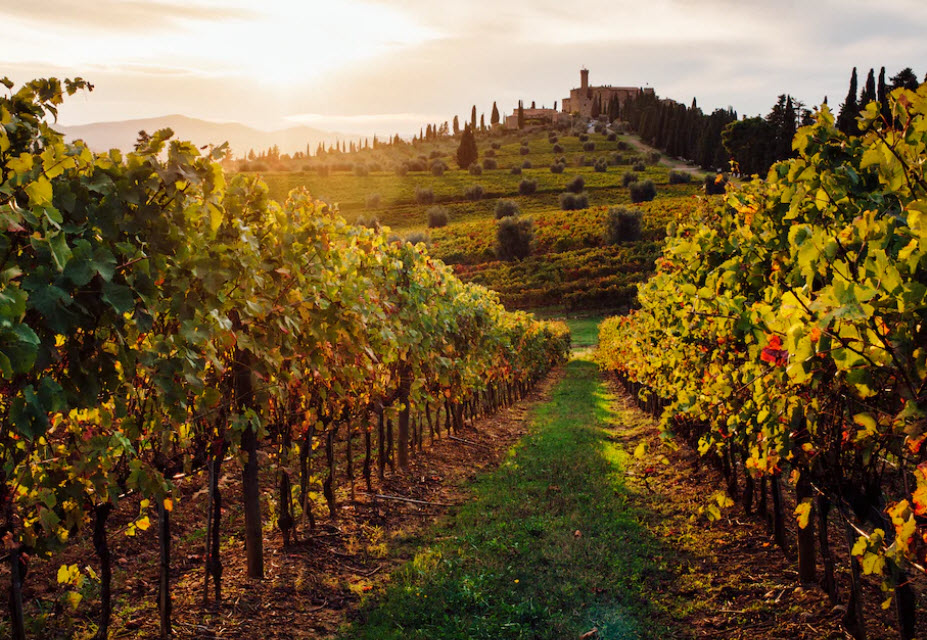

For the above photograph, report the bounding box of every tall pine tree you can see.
[836,67,859,135]
[860,68,876,107]
[878,67,890,123]
[470,105,477,131]
[456,124,478,168]
[491,102,500,126]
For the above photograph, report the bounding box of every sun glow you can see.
[3,0,440,86]
[198,1,441,85]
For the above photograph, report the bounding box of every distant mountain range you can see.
[56,114,343,158]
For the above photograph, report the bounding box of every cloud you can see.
[0,0,255,34]
[8,0,927,136]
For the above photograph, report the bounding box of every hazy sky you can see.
[4,0,927,137]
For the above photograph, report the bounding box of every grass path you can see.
[343,353,674,639]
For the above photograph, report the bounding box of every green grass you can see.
[564,316,604,349]
[343,355,674,639]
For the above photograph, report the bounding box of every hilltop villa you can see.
[561,69,654,117]
[504,69,654,128]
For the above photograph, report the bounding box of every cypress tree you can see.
[836,67,859,135]
[878,67,890,123]
[453,115,460,135]
[456,124,478,169]
[517,100,524,130]
[860,68,876,107]
[782,95,796,159]
[471,105,477,131]
[491,102,500,126]
[480,114,485,131]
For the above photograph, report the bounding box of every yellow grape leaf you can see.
[136,516,151,532]
[57,564,72,584]
[853,412,877,435]
[860,551,885,575]
[882,596,894,610]
[163,498,173,512]
[66,591,82,611]
[715,492,734,508]
[794,499,812,529]
[633,442,647,459]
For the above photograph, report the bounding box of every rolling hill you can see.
[57,114,342,158]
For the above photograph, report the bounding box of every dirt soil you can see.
[15,370,563,640]
[13,365,919,639]
[605,375,921,640]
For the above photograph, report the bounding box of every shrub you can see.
[604,206,642,244]
[485,148,496,157]
[668,170,692,184]
[566,175,585,193]
[594,158,608,173]
[550,162,565,174]
[611,153,625,165]
[408,159,426,172]
[583,141,596,152]
[647,150,661,165]
[628,179,657,203]
[594,122,606,134]
[553,143,564,153]
[607,132,617,142]
[704,173,729,195]
[395,164,409,176]
[617,141,631,151]
[495,216,534,261]
[494,199,520,219]
[579,133,589,142]
[483,158,498,170]
[633,162,646,172]
[622,172,637,187]
[518,178,537,195]
[426,206,449,228]
[519,145,530,155]
[491,142,501,150]
[431,160,446,176]
[469,163,483,176]
[549,136,559,144]
[464,184,485,201]
[356,215,379,230]
[557,156,567,165]
[559,191,589,210]
[415,186,435,204]
[522,160,532,169]
[405,230,430,246]
[510,166,522,175]
[353,163,369,177]
[365,193,381,208]
[429,150,443,159]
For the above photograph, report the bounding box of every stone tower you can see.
[580,68,589,90]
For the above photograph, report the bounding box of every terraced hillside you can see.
[242,128,708,312]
